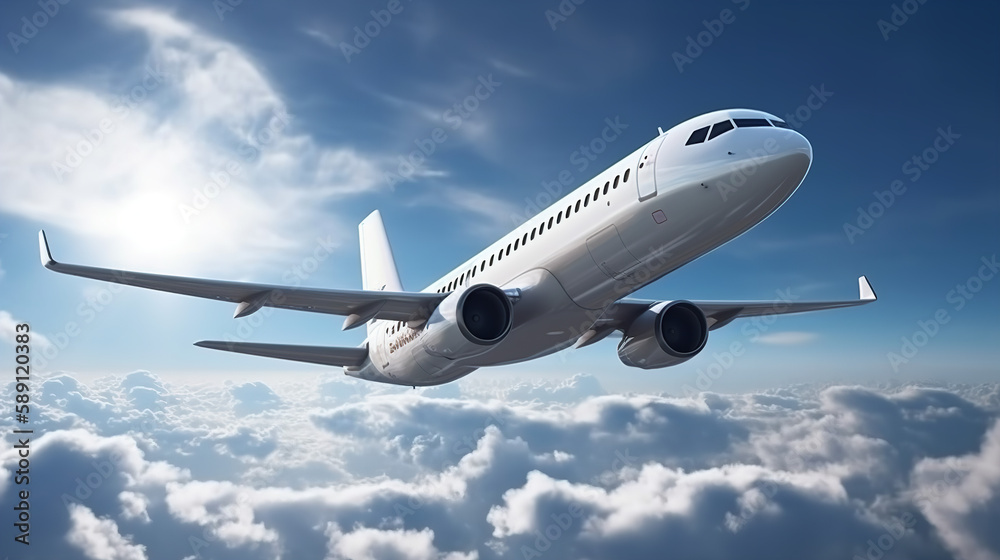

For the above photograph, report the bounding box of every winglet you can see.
[38,230,55,268]
[859,275,876,301]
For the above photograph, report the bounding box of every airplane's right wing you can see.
[39,230,446,330]
[575,275,877,347]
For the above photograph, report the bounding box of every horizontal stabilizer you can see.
[194,341,368,367]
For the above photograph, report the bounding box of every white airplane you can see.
[40,108,876,387]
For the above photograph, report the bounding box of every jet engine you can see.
[421,284,513,360]
[618,300,708,369]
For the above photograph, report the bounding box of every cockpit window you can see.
[770,119,791,129]
[734,118,772,128]
[708,119,734,140]
[685,126,710,145]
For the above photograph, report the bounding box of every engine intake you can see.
[457,285,512,344]
[618,300,708,369]
[422,284,513,359]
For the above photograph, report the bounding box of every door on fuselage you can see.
[636,134,666,201]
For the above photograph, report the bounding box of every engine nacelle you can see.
[421,284,513,360]
[618,300,708,369]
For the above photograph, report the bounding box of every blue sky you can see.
[0,0,997,392]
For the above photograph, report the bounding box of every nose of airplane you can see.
[770,130,813,184]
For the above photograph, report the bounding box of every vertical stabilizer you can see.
[359,210,403,293]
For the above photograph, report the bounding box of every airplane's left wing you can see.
[38,231,445,329]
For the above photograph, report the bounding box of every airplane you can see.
[39,108,876,387]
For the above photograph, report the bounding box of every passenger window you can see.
[567,205,572,217]
[557,211,562,224]
[498,249,503,261]
[539,221,545,234]
[603,182,609,195]
[708,120,734,140]
[548,217,554,229]
[531,228,536,240]
[584,194,590,207]
[506,244,511,256]
[514,238,519,250]
[623,168,630,182]
[522,233,528,245]
[575,200,581,212]
[686,126,710,145]
[613,175,619,189]
[594,187,600,201]
[490,255,494,266]
[481,261,485,272]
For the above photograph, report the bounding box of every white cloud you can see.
[118,491,150,523]
[1,371,997,559]
[325,524,478,560]
[411,185,523,237]
[754,331,818,345]
[67,504,148,560]
[911,420,1000,560]
[0,310,52,350]
[0,9,388,274]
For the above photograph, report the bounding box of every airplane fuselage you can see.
[355,108,812,386]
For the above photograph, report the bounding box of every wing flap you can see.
[194,341,368,367]
[39,230,445,328]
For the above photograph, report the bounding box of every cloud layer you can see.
[1,369,997,560]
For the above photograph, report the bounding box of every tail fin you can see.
[359,210,403,292]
